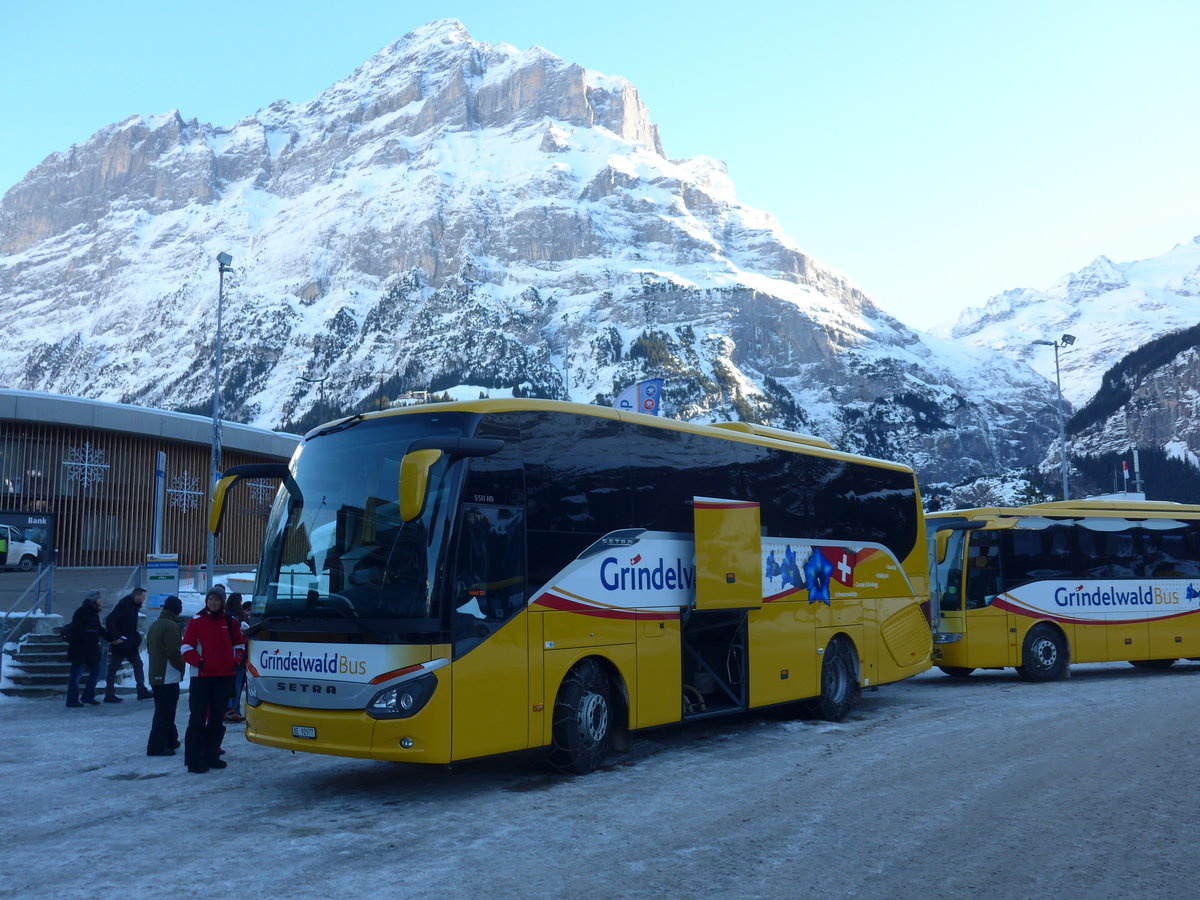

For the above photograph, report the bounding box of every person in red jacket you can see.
[180,588,246,773]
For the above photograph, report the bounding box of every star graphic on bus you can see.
[1188,584,1200,601]
[804,548,833,605]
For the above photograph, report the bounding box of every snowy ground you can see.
[1,661,1197,899]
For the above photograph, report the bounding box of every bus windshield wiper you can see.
[308,414,365,439]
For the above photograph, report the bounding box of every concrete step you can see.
[11,652,69,667]
[7,659,72,674]
[22,632,69,645]
[6,670,72,685]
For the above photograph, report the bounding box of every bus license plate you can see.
[292,725,317,739]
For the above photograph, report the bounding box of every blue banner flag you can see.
[613,379,664,415]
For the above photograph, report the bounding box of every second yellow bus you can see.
[930,499,1200,680]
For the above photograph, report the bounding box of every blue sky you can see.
[2,1,1197,329]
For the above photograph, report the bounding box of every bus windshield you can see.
[254,412,470,630]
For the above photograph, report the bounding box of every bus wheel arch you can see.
[1016,623,1069,682]
[809,635,861,721]
[547,657,619,775]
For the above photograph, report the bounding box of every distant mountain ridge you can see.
[946,237,1200,407]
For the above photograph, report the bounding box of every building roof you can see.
[0,389,299,459]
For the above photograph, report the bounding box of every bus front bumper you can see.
[245,700,451,763]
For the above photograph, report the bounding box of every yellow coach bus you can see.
[211,399,930,773]
[929,499,1200,681]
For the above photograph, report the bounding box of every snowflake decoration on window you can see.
[247,479,275,507]
[63,442,110,489]
[168,470,204,514]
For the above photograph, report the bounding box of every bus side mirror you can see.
[934,531,951,565]
[399,449,443,522]
[209,473,240,536]
[208,462,294,536]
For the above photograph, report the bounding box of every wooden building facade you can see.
[0,391,299,568]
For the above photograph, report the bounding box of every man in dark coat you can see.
[65,590,120,707]
[103,587,152,702]
[146,595,185,756]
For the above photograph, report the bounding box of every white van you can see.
[0,524,42,571]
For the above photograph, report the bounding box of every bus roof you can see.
[929,497,1200,525]
[315,397,914,474]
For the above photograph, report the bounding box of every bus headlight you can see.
[246,678,261,708]
[366,673,437,719]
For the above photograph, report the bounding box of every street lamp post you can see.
[1033,333,1076,501]
[208,251,233,589]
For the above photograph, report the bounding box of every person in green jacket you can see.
[145,596,185,756]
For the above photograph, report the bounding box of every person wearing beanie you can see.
[145,595,186,756]
[180,589,245,773]
[64,590,122,708]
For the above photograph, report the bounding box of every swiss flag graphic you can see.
[821,548,857,587]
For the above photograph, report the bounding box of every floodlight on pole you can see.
[208,251,234,589]
[1033,333,1077,501]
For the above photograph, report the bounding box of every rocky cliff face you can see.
[0,19,1060,488]
[1070,344,1200,464]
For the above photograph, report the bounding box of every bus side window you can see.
[451,505,526,656]
[965,531,1001,608]
[1141,525,1200,578]
[1077,526,1138,578]
[1003,530,1038,592]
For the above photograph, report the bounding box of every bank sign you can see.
[995,580,1200,624]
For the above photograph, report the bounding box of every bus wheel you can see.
[548,659,611,775]
[811,638,859,721]
[1016,625,1067,682]
[1130,659,1177,670]
[937,666,975,678]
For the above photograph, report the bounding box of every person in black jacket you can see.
[103,587,152,702]
[65,591,121,708]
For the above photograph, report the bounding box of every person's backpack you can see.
[59,622,73,642]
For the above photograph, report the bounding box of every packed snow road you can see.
[2,662,1196,899]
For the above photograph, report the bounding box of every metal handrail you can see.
[1,565,56,685]
[115,564,145,602]
[2,564,54,621]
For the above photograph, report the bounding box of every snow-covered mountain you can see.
[0,19,1060,487]
[946,238,1200,408]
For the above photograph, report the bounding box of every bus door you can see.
[961,530,1010,668]
[449,505,530,761]
[931,526,970,643]
[1142,522,1200,657]
[685,499,761,716]
[1076,521,1149,660]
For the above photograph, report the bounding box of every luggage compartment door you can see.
[693,498,762,611]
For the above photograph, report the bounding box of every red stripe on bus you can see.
[991,596,1200,626]
[533,592,680,620]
